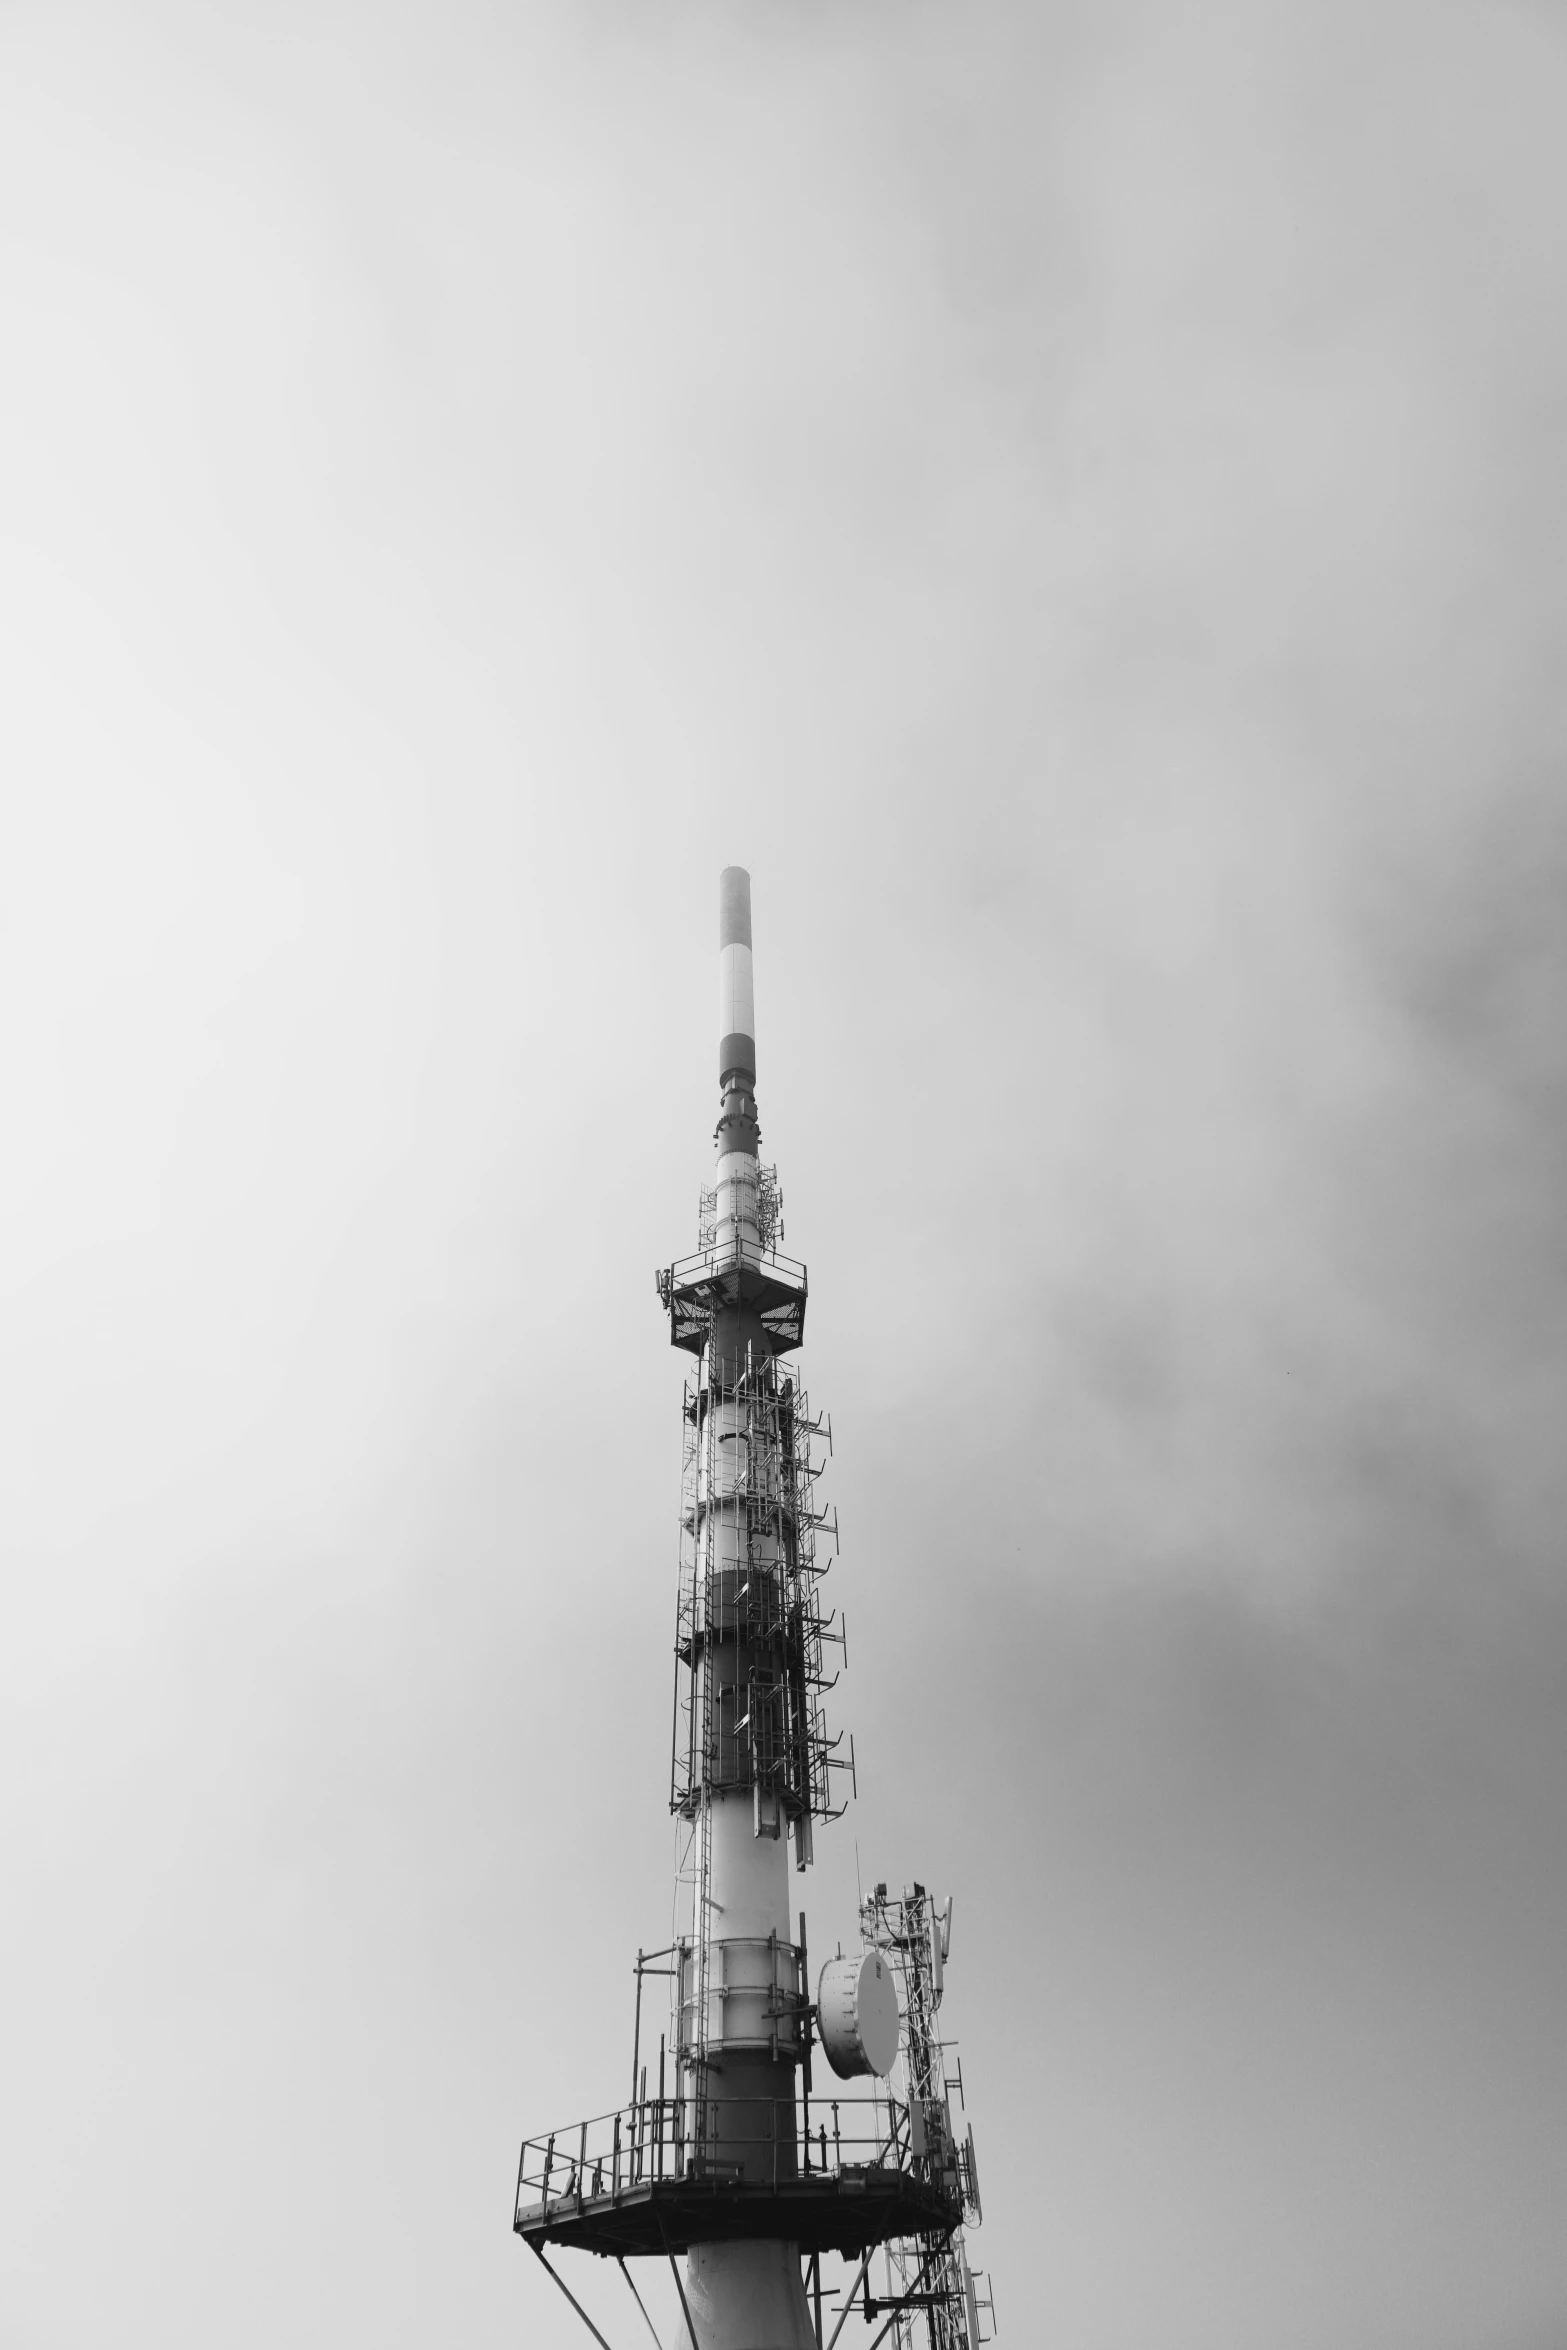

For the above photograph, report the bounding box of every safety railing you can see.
[514,2089,937,2229]
[659,1240,809,1297]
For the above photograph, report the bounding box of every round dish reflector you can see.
[817,1948,901,2080]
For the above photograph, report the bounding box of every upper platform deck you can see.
[655,1240,809,1357]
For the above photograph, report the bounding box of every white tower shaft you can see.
[679,868,815,2349]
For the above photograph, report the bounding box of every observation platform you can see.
[514,2094,961,2261]
[655,1242,808,1358]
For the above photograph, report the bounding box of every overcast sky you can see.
[3,5,1565,2347]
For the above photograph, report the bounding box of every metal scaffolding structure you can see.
[667,1261,851,2183]
[670,1344,847,1832]
[859,1885,995,2349]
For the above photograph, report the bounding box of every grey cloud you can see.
[2,3,1564,2346]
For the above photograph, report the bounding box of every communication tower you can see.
[513,870,996,2350]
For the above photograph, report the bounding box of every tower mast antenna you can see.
[511,871,996,2348]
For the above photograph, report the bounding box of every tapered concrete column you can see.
[686,2240,816,2350]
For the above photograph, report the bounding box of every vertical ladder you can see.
[689,1335,718,2167]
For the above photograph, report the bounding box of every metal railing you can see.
[661,1239,809,1293]
[514,2090,938,2227]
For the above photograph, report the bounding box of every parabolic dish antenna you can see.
[817,1948,901,2080]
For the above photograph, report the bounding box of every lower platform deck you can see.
[514,2162,959,2260]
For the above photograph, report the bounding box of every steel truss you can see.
[860,1884,995,2349]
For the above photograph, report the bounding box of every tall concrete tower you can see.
[673,864,818,2344]
[514,872,994,2350]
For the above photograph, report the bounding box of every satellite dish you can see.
[817,1949,900,2079]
